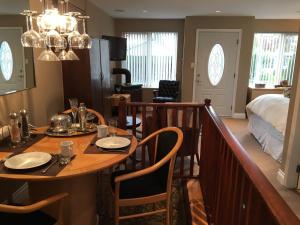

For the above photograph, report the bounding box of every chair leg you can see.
[166,200,171,225]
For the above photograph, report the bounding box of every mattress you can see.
[248,113,284,162]
[246,94,289,135]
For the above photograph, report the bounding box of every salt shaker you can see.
[8,112,21,145]
[19,109,30,140]
[78,103,87,131]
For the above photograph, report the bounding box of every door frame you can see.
[192,29,242,117]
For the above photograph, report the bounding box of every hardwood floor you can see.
[184,179,208,225]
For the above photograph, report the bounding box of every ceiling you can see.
[90,0,300,19]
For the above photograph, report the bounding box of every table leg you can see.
[28,173,98,225]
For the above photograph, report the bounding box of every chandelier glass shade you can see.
[20,0,92,61]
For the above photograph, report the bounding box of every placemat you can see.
[0,154,72,177]
[0,134,45,153]
[84,135,132,154]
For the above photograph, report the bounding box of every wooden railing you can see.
[118,98,300,224]
[118,98,203,178]
[200,100,300,225]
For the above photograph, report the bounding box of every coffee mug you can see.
[97,125,108,138]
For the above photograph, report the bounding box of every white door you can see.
[0,28,26,93]
[193,30,240,116]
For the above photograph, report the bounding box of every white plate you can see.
[96,137,131,149]
[4,152,52,170]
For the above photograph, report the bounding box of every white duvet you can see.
[246,94,289,135]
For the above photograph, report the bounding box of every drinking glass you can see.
[78,15,92,49]
[58,49,69,60]
[65,47,79,60]
[108,119,118,136]
[37,48,60,61]
[46,30,64,48]
[36,31,47,49]
[60,141,74,165]
[68,29,83,49]
[21,10,40,48]
[69,98,78,123]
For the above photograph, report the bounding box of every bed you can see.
[246,94,290,162]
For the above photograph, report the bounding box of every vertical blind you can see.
[249,33,298,86]
[122,32,178,88]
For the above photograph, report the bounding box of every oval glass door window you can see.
[0,41,13,81]
[208,44,225,86]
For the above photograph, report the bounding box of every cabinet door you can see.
[90,39,103,114]
[99,39,112,118]
[62,49,92,109]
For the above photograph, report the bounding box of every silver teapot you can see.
[50,114,72,133]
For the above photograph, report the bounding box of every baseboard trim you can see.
[277,169,286,186]
[232,113,246,119]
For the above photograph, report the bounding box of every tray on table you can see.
[45,123,97,137]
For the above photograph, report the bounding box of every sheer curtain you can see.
[122,32,178,88]
[250,33,298,86]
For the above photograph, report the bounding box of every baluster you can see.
[131,106,137,170]
[229,160,240,225]
[172,107,178,127]
[141,106,146,168]
[118,96,127,129]
[150,106,157,164]
[180,107,187,177]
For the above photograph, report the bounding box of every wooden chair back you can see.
[0,193,68,225]
[113,127,183,225]
[118,98,204,178]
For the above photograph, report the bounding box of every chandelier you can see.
[20,0,92,61]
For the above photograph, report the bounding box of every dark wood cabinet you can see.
[62,39,112,118]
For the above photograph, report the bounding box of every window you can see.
[208,44,225,86]
[0,41,13,81]
[123,32,178,88]
[249,33,298,86]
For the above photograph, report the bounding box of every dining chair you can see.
[111,127,183,225]
[64,108,106,125]
[0,192,68,225]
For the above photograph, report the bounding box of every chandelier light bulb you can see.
[59,14,77,34]
[39,9,61,31]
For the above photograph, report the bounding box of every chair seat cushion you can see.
[111,170,165,199]
[153,96,176,103]
[0,210,56,225]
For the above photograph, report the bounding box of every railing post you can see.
[204,98,211,106]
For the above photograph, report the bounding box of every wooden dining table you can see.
[0,127,138,225]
